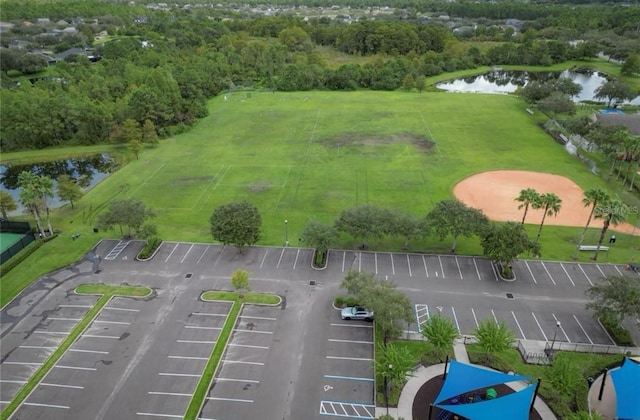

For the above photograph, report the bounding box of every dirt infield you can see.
[453,170,638,235]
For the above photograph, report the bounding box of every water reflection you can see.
[437,69,640,105]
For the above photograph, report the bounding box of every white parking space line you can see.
[69,349,109,354]
[159,373,201,378]
[293,249,300,270]
[103,307,139,312]
[48,317,82,322]
[148,392,192,397]
[578,265,594,286]
[221,360,264,366]
[390,253,395,275]
[490,309,498,324]
[40,383,84,389]
[276,248,285,268]
[33,331,68,335]
[407,255,412,277]
[473,258,481,281]
[573,315,593,344]
[512,311,526,339]
[326,356,373,361]
[524,261,537,284]
[260,250,268,268]
[596,319,616,345]
[196,246,209,264]
[552,314,571,343]
[23,402,69,409]
[93,320,130,325]
[451,307,460,331]
[165,242,180,262]
[137,413,183,418]
[19,346,56,350]
[330,323,373,329]
[3,362,43,366]
[192,313,228,317]
[374,253,378,274]
[82,334,120,339]
[54,365,97,371]
[471,308,479,328]
[185,326,222,330]
[232,329,272,334]
[168,356,208,361]
[180,244,195,263]
[240,316,277,321]
[438,256,445,278]
[177,340,216,344]
[531,313,547,341]
[541,262,556,285]
[560,263,576,286]
[59,305,92,308]
[455,257,463,279]
[215,378,260,383]
[328,339,374,344]
[207,397,254,403]
[422,256,429,277]
[228,344,269,349]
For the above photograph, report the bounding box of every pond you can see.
[436,69,640,105]
[0,153,116,215]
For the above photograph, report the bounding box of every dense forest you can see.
[1,0,639,152]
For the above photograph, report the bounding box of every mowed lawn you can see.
[65,90,633,249]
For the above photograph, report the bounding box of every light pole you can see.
[551,321,561,350]
[385,364,393,415]
[284,219,289,247]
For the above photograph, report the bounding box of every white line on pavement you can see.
[572,315,593,344]
[511,311,526,339]
[524,261,537,284]
[328,339,374,344]
[41,382,84,389]
[560,263,576,286]
[531,313,548,341]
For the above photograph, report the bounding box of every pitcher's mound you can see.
[453,170,636,234]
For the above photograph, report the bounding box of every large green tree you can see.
[481,222,536,279]
[0,191,17,219]
[56,175,82,209]
[97,198,155,238]
[572,187,609,260]
[586,275,640,327]
[424,199,488,253]
[592,199,628,261]
[533,192,562,244]
[210,200,262,252]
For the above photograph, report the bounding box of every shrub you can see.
[138,237,162,260]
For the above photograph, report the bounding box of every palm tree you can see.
[572,187,609,260]
[592,199,628,261]
[534,193,562,244]
[515,188,540,224]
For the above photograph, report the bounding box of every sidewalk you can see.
[376,340,557,420]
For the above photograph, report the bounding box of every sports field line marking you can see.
[560,263,576,286]
[23,402,69,409]
[126,163,166,199]
[328,339,374,345]
[573,315,593,344]
[40,382,84,389]
[206,397,254,403]
[531,313,548,341]
[215,377,260,384]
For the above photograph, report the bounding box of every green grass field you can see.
[2,89,640,307]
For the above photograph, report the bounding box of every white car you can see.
[341,306,374,321]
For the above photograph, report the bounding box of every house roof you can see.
[595,113,640,136]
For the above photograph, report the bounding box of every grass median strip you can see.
[0,284,151,420]
[184,291,280,419]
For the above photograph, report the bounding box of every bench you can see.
[526,108,534,115]
[578,245,608,251]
